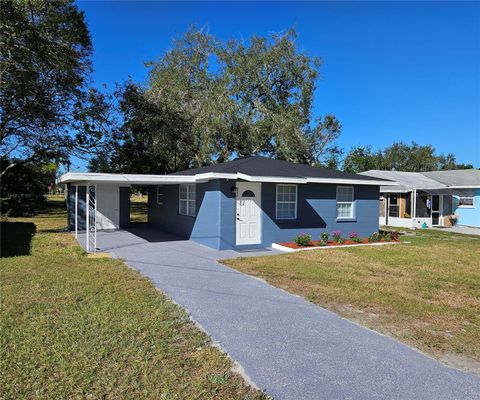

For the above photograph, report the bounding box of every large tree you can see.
[91,27,341,173]
[0,0,109,177]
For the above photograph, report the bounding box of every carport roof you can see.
[360,169,480,193]
[58,156,395,186]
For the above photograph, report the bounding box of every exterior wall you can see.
[148,180,236,249]
[67,184,130,231]
[380,216,413,228]
[259,183,379,245]
[455,189,480,227]
[67,184,86,231]
[149,180,380,250]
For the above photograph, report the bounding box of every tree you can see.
[91,27,342,173]
[342,141,473,173]
[437,154,473,170]
[342,146,381,173]
[0,159,56,216]
[216,29,340,164]
[321,145,344,170]
[0,0,110,177]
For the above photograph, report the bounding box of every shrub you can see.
[368,232,380,242]
[382,232,392,242]
[319,239,328,246]
[320,231,329,243]
[294,233,312,247]
[349,231,362,243]
[331,230,344,244]
[379,230,401,242]
[382,230,400,241]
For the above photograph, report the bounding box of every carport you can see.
[58,172,197,252]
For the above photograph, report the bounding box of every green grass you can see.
[130,195,148,223]
[1,196,266,399]
[224,229,480,374]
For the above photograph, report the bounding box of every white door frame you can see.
[235,182,262,245]
[431,194,441,226]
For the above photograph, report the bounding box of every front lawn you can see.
[1,196,266,399]
[224,229,480,374]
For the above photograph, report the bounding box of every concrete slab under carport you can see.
[75,227,480,400]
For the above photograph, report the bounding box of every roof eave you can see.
[58,171,397,186]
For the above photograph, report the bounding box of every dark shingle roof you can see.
[171,156,387,182]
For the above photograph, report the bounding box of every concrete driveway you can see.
[78,227,480,400]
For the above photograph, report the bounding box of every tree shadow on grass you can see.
[1,222,36,257]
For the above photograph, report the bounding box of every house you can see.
[58,156,394,251]
[423,169,480,228]
[360,169,480,228]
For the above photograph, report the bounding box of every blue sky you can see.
[75,1,480,170]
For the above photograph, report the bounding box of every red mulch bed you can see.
[278,238,398,249]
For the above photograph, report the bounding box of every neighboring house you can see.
[59,156,393,251]
[360,169,480,228]
[423,169,480,228]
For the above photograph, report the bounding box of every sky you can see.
[74,1,480,170]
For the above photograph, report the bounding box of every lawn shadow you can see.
[1,222,36,257]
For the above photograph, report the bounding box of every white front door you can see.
[236,182,262,245]
[96,185,119,230]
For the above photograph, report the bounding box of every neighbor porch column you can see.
[412,189,417,228]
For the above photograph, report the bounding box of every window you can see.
[241,190,255,197]
[276,184,297,220]
[459,196,474,208]
[336,186,354,219]
[157,186,164,205]
[179,184,196,216]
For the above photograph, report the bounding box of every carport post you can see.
[94,185,97,251]
[74,185,78,239]
[86,183,89,252]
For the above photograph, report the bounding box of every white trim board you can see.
[59,171,395,186]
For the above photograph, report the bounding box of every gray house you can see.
[59,156,393,251]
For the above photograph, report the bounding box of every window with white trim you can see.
[179,184,196,216]
[156,186,164,205]
[336,186,354,219]
[459,196,474,208]
[276,184,297,219]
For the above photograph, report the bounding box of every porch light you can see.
[231,186,238,197]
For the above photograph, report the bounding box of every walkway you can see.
[77,227,480,400]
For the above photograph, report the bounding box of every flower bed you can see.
[279,238,372,249]
[274,230,401,252]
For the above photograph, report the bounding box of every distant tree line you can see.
[0,1,474,216]
[337,142,473,173]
